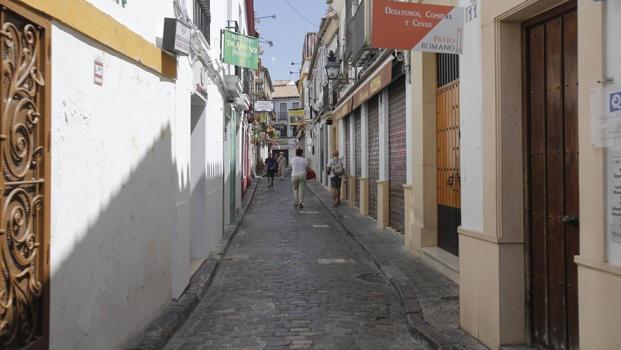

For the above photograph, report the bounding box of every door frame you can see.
[521,0,578,346]
[0,1,52,348]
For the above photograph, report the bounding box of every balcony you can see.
[277,112,289,122]
[235,94,250,111]
[344,0,379,67]
[224,75,242,99]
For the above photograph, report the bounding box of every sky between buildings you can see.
[254,0,327,81]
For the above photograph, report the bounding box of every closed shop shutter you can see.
[389,75,406,233]
[324,125,329,186]
[368,95,380,219]
[355,108,362,208]
[344,115,351,199]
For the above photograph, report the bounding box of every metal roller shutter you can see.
[344,115,351,199]
[324,125,329,186]
[389,76,406,233]
[368,96,380,219]
[355,108,362,208]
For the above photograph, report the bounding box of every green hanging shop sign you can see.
[222,30,259,70]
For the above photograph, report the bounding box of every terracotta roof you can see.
[272,81,300,99]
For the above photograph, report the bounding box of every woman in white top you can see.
[290,148,309,208]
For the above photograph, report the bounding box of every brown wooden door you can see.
[436,54,461,256]
[389,76,406,233]
[368,96,380,219]
[355,108,361,208]
[0,2,51,349]
[525,4,579,350]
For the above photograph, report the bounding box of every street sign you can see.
[371,0,464,54]
[610,91,621,113]
[255,100,274,112]
[94,56,104,86]
[288,108,305,125]
[223,30,259,70]
[162,18,191,56]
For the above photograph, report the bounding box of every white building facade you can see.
[0,1,254,349]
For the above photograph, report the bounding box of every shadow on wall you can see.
[47,124,221,350]
[49,125,177,350]
[191,161,225,262]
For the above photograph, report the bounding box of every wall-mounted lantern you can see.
[324,51,340,81]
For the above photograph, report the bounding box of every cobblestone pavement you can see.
[306,182,486,350]
[163,179,430,350]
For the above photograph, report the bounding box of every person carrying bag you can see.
[326,150,346,207]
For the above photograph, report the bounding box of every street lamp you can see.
[259,39,274,47]
[256,14,276,20]
[324,51,340,81]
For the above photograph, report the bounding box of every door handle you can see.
[561,215,579,227]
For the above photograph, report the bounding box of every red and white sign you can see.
[371,0,464,54]
[94,57,104,86]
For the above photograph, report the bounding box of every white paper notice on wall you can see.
[591,85,621,149]
[94,56,104,86]
[607,150,621,266]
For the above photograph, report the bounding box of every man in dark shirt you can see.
[265,154,278,188]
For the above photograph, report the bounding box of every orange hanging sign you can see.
[371,0,464,54]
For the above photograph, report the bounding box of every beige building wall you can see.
[458,0,621,349]
[406,52,438,255]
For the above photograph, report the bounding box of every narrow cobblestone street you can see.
[163,179,429,350]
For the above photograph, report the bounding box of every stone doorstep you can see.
[419,247,460,285]
[121,180,261,350]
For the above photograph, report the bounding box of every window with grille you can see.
[437,53,459,86]
[194,0,211,44]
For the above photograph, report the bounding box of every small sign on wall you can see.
[94,56,104,86]
[607,151,621,266]
[162,18,191,56]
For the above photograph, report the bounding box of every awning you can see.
[332,57,393,120]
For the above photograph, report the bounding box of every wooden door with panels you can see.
[524,2,579,350]
[436,53,461,256]
[0,1,51,349]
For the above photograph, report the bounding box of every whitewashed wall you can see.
[86,0,166,43]
[49,22,188,350]
[459,0,484,233]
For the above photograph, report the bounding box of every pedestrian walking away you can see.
[265,154,278,188]
[326,150,346,207]
[290,148,309,208]
[277,152,287,180]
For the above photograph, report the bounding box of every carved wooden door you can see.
[0,2,50,349]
